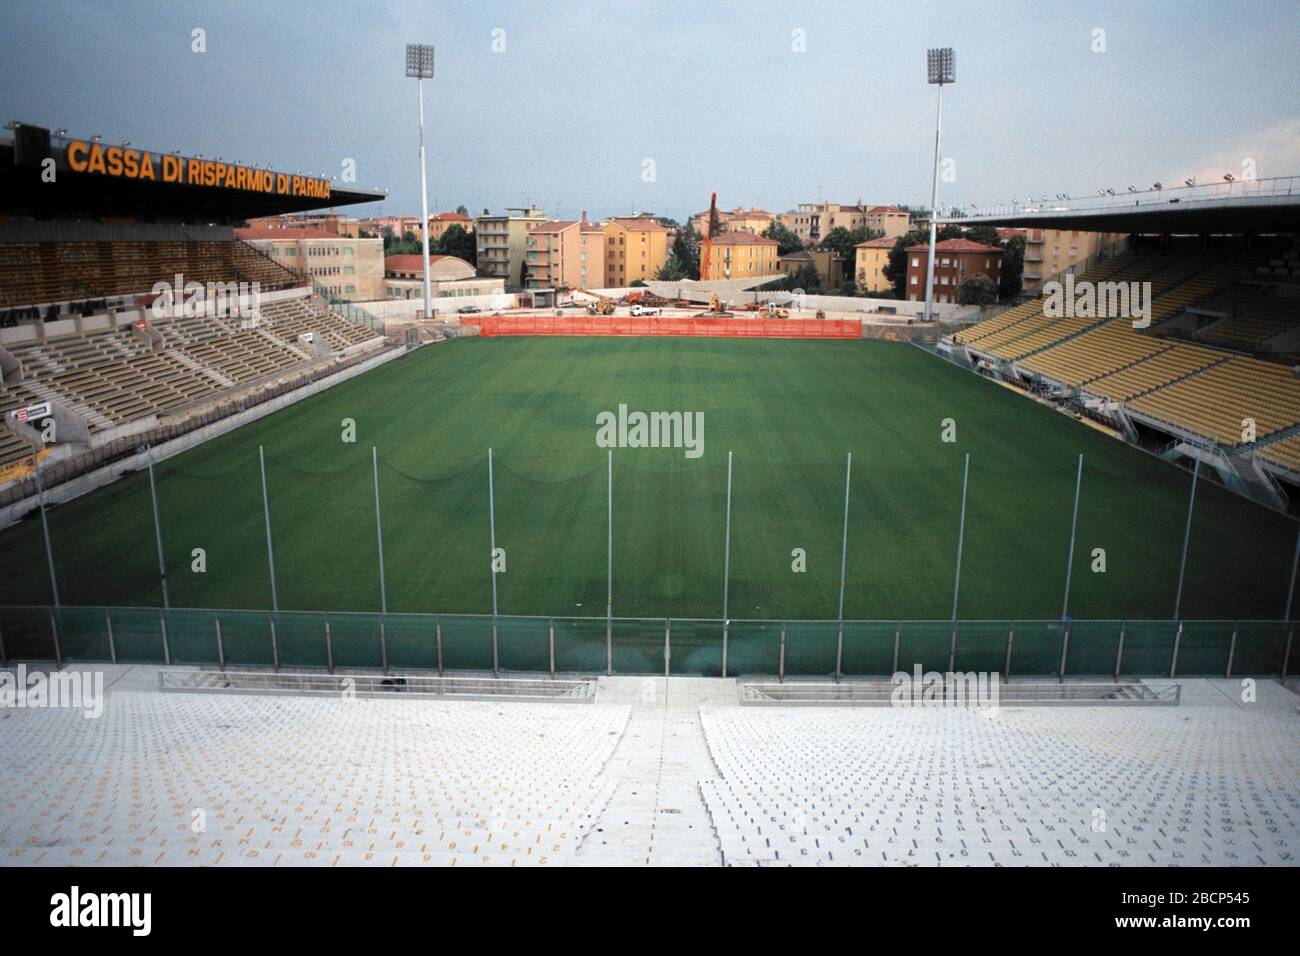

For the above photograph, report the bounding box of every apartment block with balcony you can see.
[525,215,609,290]
[688,206,776,238]
[602,217,671,286]
[904,238,1003,304]
[855,236,896,293]
[997,228,1126,293]
[234,227,384,301]
[475,206,545,290]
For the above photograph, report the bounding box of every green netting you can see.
[612,618,665,674]
[108,607,166,662]
[497,616,550,672]
[383,613,439,671]
[1,606,57,661]
[952,621,1012,674]
[671,619,724,676]
[438,614,493,671]
[1174,620,1233,676]
[275,611,330,668]
[896,621,953,674]
[1006,620,1064,675]
[1230,621,1289,676]
[164,608,220,664]
[326,612,384,669]
[1119,620,1178,676]
[1063,620,1124,676]
[219,609,275,666]
[783,620,839,676]
[726,620,781,675]
[552,617,606,674]
[155,455,272,610]
[58,606,113,662]
[842,621,897,675]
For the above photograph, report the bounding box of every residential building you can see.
[233,227,384,301]
[688,206,776,238]
[854,236,896,293]
[602,217,671,286]
[476,206,545,290]
[702,232,779,281]
[427,211,474,243]
[998,227,1127,293]
[524,214,609,290]
[903,238,1003,304]
[778,201,885,246]
[862,205,910,239]
[778,249,845,289]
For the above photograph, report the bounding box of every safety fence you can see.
[474,314,863,339]
[1,606,1293,680]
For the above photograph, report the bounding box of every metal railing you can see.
[158,668,595,701]
[1,606,1293,681]
[740,680,1181,706]
[946,175,1300,222]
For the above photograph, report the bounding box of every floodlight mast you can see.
[923,48,954,324]
[406,44,436,318]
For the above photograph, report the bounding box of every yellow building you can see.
[426,211,474,243]
[702,232,779,281]
[476,206,545,289]
[602,217,671,286]
[688,206,776,238]
[521,215,608,289]
[234,227,384,301]
[854,236,895,292]
[1000,228,1126,293]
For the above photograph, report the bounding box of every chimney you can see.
[581,211,588,224]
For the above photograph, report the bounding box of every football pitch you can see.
[0,335,1296,628]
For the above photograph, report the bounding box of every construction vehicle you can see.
[577,289,615,316]
[759,302,790,319]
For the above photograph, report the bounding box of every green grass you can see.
[1,336,1295,624]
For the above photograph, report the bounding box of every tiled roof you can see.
[905,238,1003,253]
[235,227,340,240]
[709,232,777,246]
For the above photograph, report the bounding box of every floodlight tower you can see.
[923,47,954,323]
[406,44,436,318]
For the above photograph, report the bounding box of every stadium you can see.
[0,3,1297,892]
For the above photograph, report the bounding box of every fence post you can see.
[49,609,62,670]
[836,453,852,681]
[949,453,970,673]
[372,447,389,676]
[1004,621,1014,678]
[323,613,333,675]
[214,612,225,670]
[1225,621,1238,679]
[435,616,444,676]
[1283,621,1295,677]
[892,622,901,675]
[1172,457,1200,622]
[105,608,117,665]
[0,613,6,664]
[721,451,733,679]
[549,619,556,679]
[664,619,671,678]
[268,613,280,672]
[160,608,171,667]
[778,622,786,682]
[487,448,500,678]
[1114,621,1126,680]
[1057,622,1070,682]
[1170,621,1183,678]
[607,450,613,679]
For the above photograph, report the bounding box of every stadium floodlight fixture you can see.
[406,43,436,318]
[54,128,67,136]
[922,47,955,325]
[1153,183,1162,191]
[1127,186,1137,193]
[1185,177,1195,187]
[926,47,955,85]
[1223,173,1235,183]
[91,134,102,143]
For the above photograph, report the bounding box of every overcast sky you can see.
[2,0,1298,223]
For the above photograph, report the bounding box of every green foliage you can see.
[762,220,805,256]
[883,226,964,297]
[999,235,1026,299]
[957,273,998,305]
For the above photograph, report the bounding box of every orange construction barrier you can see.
[476,314,862,339]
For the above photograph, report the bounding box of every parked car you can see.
[457,305,482,314]
[629,304,661,316]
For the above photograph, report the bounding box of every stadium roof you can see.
[941,177,1300,234]
[0,125,385,223]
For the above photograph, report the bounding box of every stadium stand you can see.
[1259,433,1300,474]
[1127,356,1300,445]
[0,239,300,310]
[1082,342,1226,402]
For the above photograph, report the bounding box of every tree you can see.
[788,263,823,295]
[964,225,1003,248]
[655,253,691,282]
[630,279,648,287]
[668,222,701,278]
[957,274,998,305]
[762,220,805,256]
[818,226,881,278]
[434,223,476,266]
[455,204,468,216]
[999,235,1025,299]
